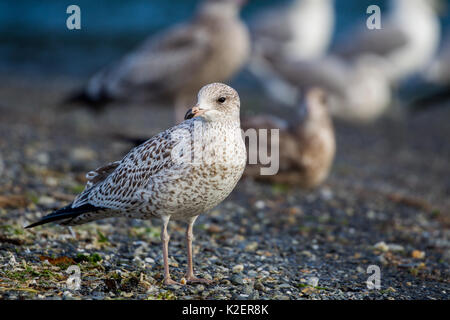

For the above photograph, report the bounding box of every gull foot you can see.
[185,275,214,285]
[163,278,181,286]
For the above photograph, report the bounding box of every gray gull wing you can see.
[334,23,409,59]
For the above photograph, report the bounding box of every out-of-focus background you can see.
[1,0,448,76]
[0,0,449,300]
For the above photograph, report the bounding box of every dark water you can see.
[0,0,449,77]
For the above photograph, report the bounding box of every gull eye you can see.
[217,97,226,103]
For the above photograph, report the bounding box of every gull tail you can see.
[25,203,103,228]
[409,86,450,112]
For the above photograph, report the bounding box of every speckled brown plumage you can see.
[243,88,335,189]
[28,83,247,285]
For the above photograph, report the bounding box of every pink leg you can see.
[160,216,179,285]
[185,216,213,284]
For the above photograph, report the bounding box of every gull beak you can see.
[184,105,207,120]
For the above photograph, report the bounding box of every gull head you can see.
[297,87,330,124]
[185,83,240,122]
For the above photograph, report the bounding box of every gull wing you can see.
[72,122,193,211]
[334,24,409,60]
[87,23,213,101]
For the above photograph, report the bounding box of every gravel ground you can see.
[0,75,449,300]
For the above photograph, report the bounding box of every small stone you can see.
[254,281,265,291]
[366,211,376,219]
[249,291,260,299]
[388,244,405,252]
[244,242,258,252]
[247,270,257,277]
[168,284,181,290]
[232,264,244,273]
[306,277,319,287]
[377,255,388,265]
[36,153,50,165]
[144,257,155,264]
[196,285,205,292]
[412,250,425,259]
[45,176,58,187]
[243,285,254,295]
[230,274,244,285]
[214,273,225,280]
[91,292,104,300]
[207,224,222,233]
[254,200,265,210]
[204,273,213,280]
[320,188,333,200]
[374,241,389,252]
[301,287,318,295]
[37,196,56,206]
[301,250,312,257]
[71,147,96,161]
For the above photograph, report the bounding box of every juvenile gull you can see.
[334,0,441,84]
[28,83,247,285]
[69,0,250,123]
[243,88,335,188]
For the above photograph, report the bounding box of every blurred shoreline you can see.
[2,0,449,78]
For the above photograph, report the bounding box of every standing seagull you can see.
[334,0,441,84]
[69,0,250,123]
[243,88,335,188]
[28,83,247,285]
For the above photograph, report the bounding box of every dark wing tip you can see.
[25,203,104,229]
[24,221,45,229]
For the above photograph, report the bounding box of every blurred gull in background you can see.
[243,88,335,188]
[425,32,450,86]
[407,31,450,109]
[66,0,250,123]
[248,0,335,105]
[334,0,441,85]
[251,0,335,62]
[262,53,392,123]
